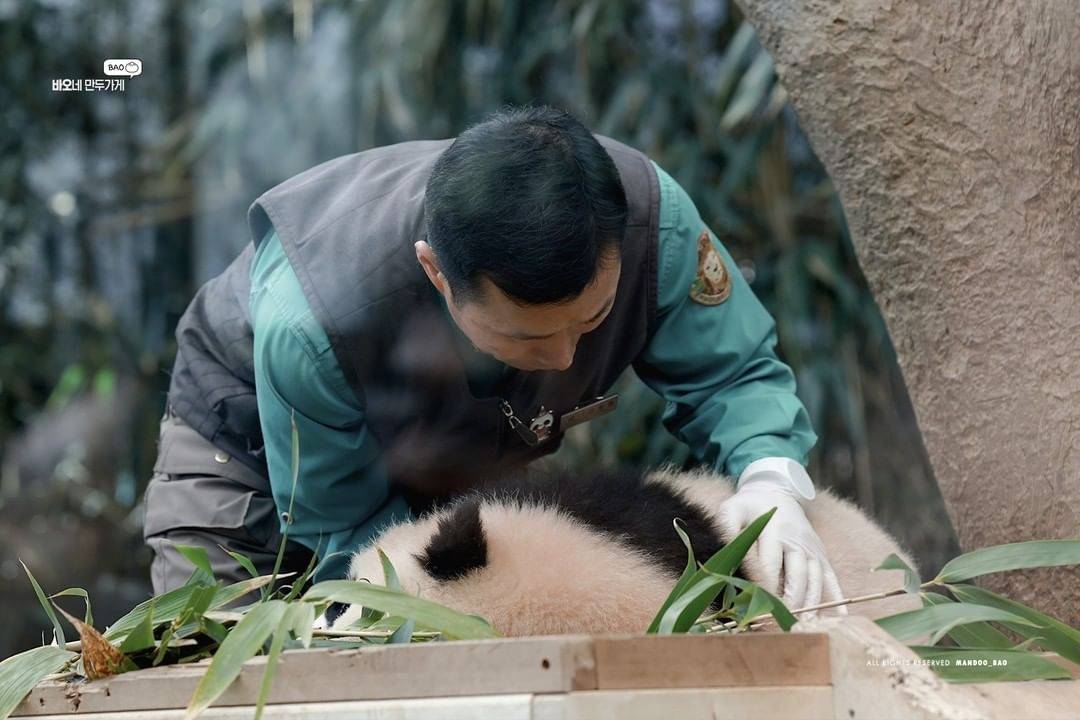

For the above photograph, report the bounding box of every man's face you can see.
[415,242,620,372]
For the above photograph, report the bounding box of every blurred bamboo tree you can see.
[0,0,958,657]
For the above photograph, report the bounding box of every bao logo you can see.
[104,59,143,78]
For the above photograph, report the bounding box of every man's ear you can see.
[415,241,450,296]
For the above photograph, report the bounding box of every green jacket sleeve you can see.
[249,230,413,583]
[635,161,818,479]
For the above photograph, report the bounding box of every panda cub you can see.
[327,466,920,636]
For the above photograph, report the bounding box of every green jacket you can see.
[249,160,817,581]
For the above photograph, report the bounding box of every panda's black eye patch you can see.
[323,601,349,628]
[417,496,488,581]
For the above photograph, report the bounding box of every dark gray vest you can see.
[168,135,660,510]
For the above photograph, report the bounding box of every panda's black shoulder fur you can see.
[416,467,730,583]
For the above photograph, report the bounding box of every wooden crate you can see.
[11,617,1079,719]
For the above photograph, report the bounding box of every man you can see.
[143,106,845,613]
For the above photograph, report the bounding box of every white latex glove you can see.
[720,458,846,617]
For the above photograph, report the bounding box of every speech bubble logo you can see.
[104,59,142,78]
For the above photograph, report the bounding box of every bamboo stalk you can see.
[702,586,911,634]
[310,627,442,640]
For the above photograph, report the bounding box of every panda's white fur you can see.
[334,466,920,636]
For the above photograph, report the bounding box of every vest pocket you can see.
[145,473,285,552]
[143,474,255,538]
[142,473,288,594]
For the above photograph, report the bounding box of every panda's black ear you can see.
[416,496,488,581]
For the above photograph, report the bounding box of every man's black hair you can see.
[423,105,628,305]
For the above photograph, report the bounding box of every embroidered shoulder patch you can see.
[689,230,732,305]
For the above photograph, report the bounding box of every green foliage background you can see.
[0,0,959,657]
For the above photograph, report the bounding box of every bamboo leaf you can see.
[731,586,753,612]
[253,605,296,720]
[656,573,727,634]
[302,581,498,640]
[201,618,229,645]
[49,588,93,627]
[105,584,207,644]
[212,574,286,610]
[363,615,416,634]
[170,584,224,646]
[709,21,758,101]
[185,600,288,719]
[875,553,921,595]
[1010,637,1045,652]
[649,508,776,634]
[377,547,403,592]
[876,602,1038,644]
[357,604,386,628]
[105,574,279,645]
[389,618,416,644]
[753,587,798,632]
[936,540,1080,583]
[222,548,259,581]
[20,561,64,646]
[0,646,77,720]
[642,518,704,633]
[348,547,389,627]
[287,603,316,649]
[920,593,1013,650]
[118,598,157,654]
[720,50,775,130]
[949,584,1080,663]
[738,586,772,629]
[377,548,416,642]
[154,585,217,667]
[282,542,322,603]
[910,647,1070,683]
[671,518,700,594]
[657,569,797,635]
[709,572,798,631]
[721,581,738,610]
[174,545,215,582]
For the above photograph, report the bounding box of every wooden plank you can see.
[532,687,834,720]
[17,619,1077,720]
[14,631,840,715]
[13,637,595,716]
[592,632,831,689]
[19,695,536,720]
[797,616,989,720]
[956,680,1080,720]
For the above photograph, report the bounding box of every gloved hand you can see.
[719,458,846,617]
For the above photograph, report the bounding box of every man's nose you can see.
[547,334,578,371]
